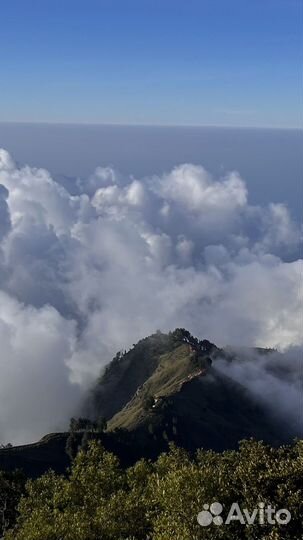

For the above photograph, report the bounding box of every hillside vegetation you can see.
[0,329,301,539]
[89,329,288,453]
[5,439,303,540]
[0,329,293,478]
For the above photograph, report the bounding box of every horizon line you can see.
[0,120,301,131]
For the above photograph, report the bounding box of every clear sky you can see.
[1,0,301,128]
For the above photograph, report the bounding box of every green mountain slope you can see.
[87,331,177,420]
[90,329,287,454]
[0,329,293,477]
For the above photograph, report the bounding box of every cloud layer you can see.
[215,346,303,436]
[0,149,301,443]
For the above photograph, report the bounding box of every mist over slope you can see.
[0,148,301,444]
[215,346,303,435]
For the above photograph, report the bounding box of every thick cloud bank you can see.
[0,149,301,443]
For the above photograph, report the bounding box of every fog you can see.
[215,347,303,435]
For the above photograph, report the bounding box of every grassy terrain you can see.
[87,331,177,420]
[108,343,205,430]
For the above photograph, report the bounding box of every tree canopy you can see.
[5,439,303,540]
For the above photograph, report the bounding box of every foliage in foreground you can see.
[0,470,26,536]
[5,439,303,540]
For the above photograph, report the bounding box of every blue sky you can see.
[1,0,301,127]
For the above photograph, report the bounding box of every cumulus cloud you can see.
[0,291,80,445]
[0,185,11,241]
[0,148,301,443]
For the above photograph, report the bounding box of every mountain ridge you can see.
[0,329,294,477]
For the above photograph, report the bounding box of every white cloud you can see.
[153,164,248,212]
[0,291,80,444]
[0,148,301,443]
[216,346,303,434]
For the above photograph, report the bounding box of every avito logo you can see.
[197,502,291,527]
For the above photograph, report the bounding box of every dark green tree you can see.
[65,431,79,460]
